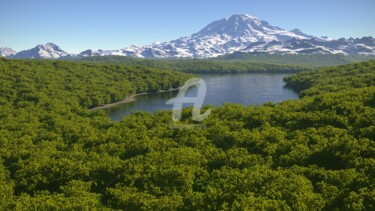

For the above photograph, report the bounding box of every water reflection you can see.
[105,73,299,121]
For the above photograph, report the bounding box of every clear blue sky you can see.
[1,0,374,53]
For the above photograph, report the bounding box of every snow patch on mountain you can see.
[13,43,69,59]
[0,47,17,57]
[89,14,374,58]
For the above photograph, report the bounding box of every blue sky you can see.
[1,0,374,53]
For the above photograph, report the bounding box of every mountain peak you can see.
[43,42,57,46]
[192,14,267,38]
[0,47,17,57]
[291,28,316,39]
[192,13,309,42]
[13,43,68,59]
[228,14,260,21]
[227,13,263,27]
[291,28,303,34]
[37,43,62,51]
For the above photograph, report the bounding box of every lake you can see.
[105,73,299,121]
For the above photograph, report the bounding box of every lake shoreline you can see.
[89,88,180,111]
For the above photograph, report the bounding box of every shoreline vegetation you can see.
[89,72,299,113]
[0,57,192,111]
[89,88,180,111]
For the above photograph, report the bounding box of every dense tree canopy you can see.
[216,53,374,67]
[74,54,374,74]
[0,58,374,210]
[285,60,375,97]
[0,58,191,108]
[74,56,311,73]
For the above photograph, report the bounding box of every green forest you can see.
[73,54,374,74]
[216,53,374,67]
[73,56,310,73]
[0,58,374,210]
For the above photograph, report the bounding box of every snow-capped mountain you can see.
[290,28,317,40]
[115,14,316,58]
[77,49,124,57]
[240,36,375,55]
[0,47,17,57]
[12,43,69,59]
[1,14,374,59]
[87,14,374,58]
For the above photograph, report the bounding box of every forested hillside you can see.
[73,54,375,74]
[285,60,375,96]
[0,58,191,108]
[74,56,310,73]
[0,58,374,210]
[217,53,374,67]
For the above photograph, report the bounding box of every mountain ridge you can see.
[0,47,17,57]
[2,14,375,59]
[11,43,68,59]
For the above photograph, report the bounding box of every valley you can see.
[1,3,374,210]
[0,58,374,209]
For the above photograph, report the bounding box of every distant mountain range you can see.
[1,14,375,59]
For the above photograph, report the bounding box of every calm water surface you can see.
[105,73,299,121]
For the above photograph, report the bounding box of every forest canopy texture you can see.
[0,58,374,210]
[74,54,374,73]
